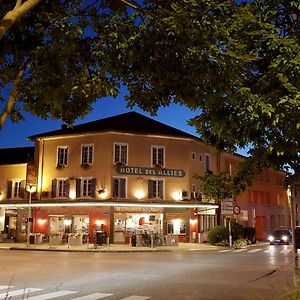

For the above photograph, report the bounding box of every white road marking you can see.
[71,293,114,300]
[248,249,262,253]
[0,288,42,299]
[264,250,269,253]
[27,290,77,299]
[0,286,12,291]
[189,249,201,251]
[219,250,231,252]
[280,249,291,254]
[120,296,151,300]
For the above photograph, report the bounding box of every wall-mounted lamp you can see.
[98,189,107,199]
[95,219,103,226]
[134,190,145,200]
[37,218,46,225]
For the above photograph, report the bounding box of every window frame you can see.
[57,146,69,167]
[55,178,69,198]
[11,179,25,199]
[113,143,128,165]
[204,153,211,173]
[81,144,94,165]
[112,177,127,198]
[148,178,164,199]
[81,177,93,198]
[151,145,165,167]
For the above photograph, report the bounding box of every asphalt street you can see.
[0,244,297,300]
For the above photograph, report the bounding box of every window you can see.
[191,152,195,160]
[114,143,128,164]
[52,179,69,198]
[204,153,211,173]
[152,146,164,166]
[75,178,96,198]
[81,144,93,165]
[167,222,187,235]
[57,146,68,166]
[112,178,126,198]
[270,215,276,228]
[8,180,25,198]
[148,179,163,199]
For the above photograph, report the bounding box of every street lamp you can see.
[26,184,36,247]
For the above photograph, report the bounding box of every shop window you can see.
[81,144,94,165]
[204,153,211,173]
[57,146,68,167]
[152,146,164,166]
[167,222,187,235]
[75,178,96,198]
[114,143,128,164]
[7,180,25,199]
[148,179,163,199]
[52,179,69,198]
[112,178,126,198]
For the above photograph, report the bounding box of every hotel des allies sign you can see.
[116,166,185,177]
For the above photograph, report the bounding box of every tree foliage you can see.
[1,0,299,187]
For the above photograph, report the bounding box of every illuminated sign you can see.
[116,166,185,177]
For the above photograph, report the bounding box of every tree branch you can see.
[0,68,24,129]
[0,0,41,40]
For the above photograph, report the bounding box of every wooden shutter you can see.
[7,181,12,199]
[120,178,126,198]
[64,180,70,198]
[91,178,96,198]
[51,179,57,198]
[114,145,119,163]
[20,180,26,198]
[76,179,81,198]
[158,180,163,199]
[148,180,153,198]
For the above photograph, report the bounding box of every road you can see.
[0,244,297,300]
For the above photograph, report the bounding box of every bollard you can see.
[151,235,154,248]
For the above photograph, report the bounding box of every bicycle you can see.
[141,233,163,247]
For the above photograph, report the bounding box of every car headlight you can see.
[282,235,288,241]
[268,235,274,242]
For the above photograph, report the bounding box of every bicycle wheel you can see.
[141,237,150,247]
[155,237,163,246]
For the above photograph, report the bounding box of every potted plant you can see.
[49,233,63,246]
[68,232,83,246]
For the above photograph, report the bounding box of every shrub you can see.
[207,226,229,245]
[231,222,245,241]
[244,227,256,244]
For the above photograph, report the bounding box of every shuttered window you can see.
[114,144,128,164]
[57,146,68,166]
[52,179,69,198]
[81,144,94,165]
[112,178,126,198]
[148,180,163,199]
[152,146,164,166]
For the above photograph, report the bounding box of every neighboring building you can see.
[0,112,289,242]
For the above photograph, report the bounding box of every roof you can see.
[28,111,199,140]
[0,147,34,165]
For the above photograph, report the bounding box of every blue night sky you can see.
[0,95,199,148]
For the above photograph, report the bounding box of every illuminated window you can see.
[57,146,68,166]
[167,222,187,235]
[81,144,94,165]
[114,143,128,164]
[112,178,126,198]
[152,146,164,166]
[148,179,163,199]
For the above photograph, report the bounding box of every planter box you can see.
[68,236,83,246]
[49,236,63,246]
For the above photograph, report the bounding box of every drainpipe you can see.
[39,139,45,200]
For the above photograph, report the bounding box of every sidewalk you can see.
[0,241,222,253]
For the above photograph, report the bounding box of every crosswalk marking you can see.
[264,250,269,253]
[27,290,77,299]
[280,249,291,254]
[71,293,114,300]
[0,286,11,291]
[219,250,231,252]
[120,296,151,300]
[248,249,262,253]
[0,288,42,299]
